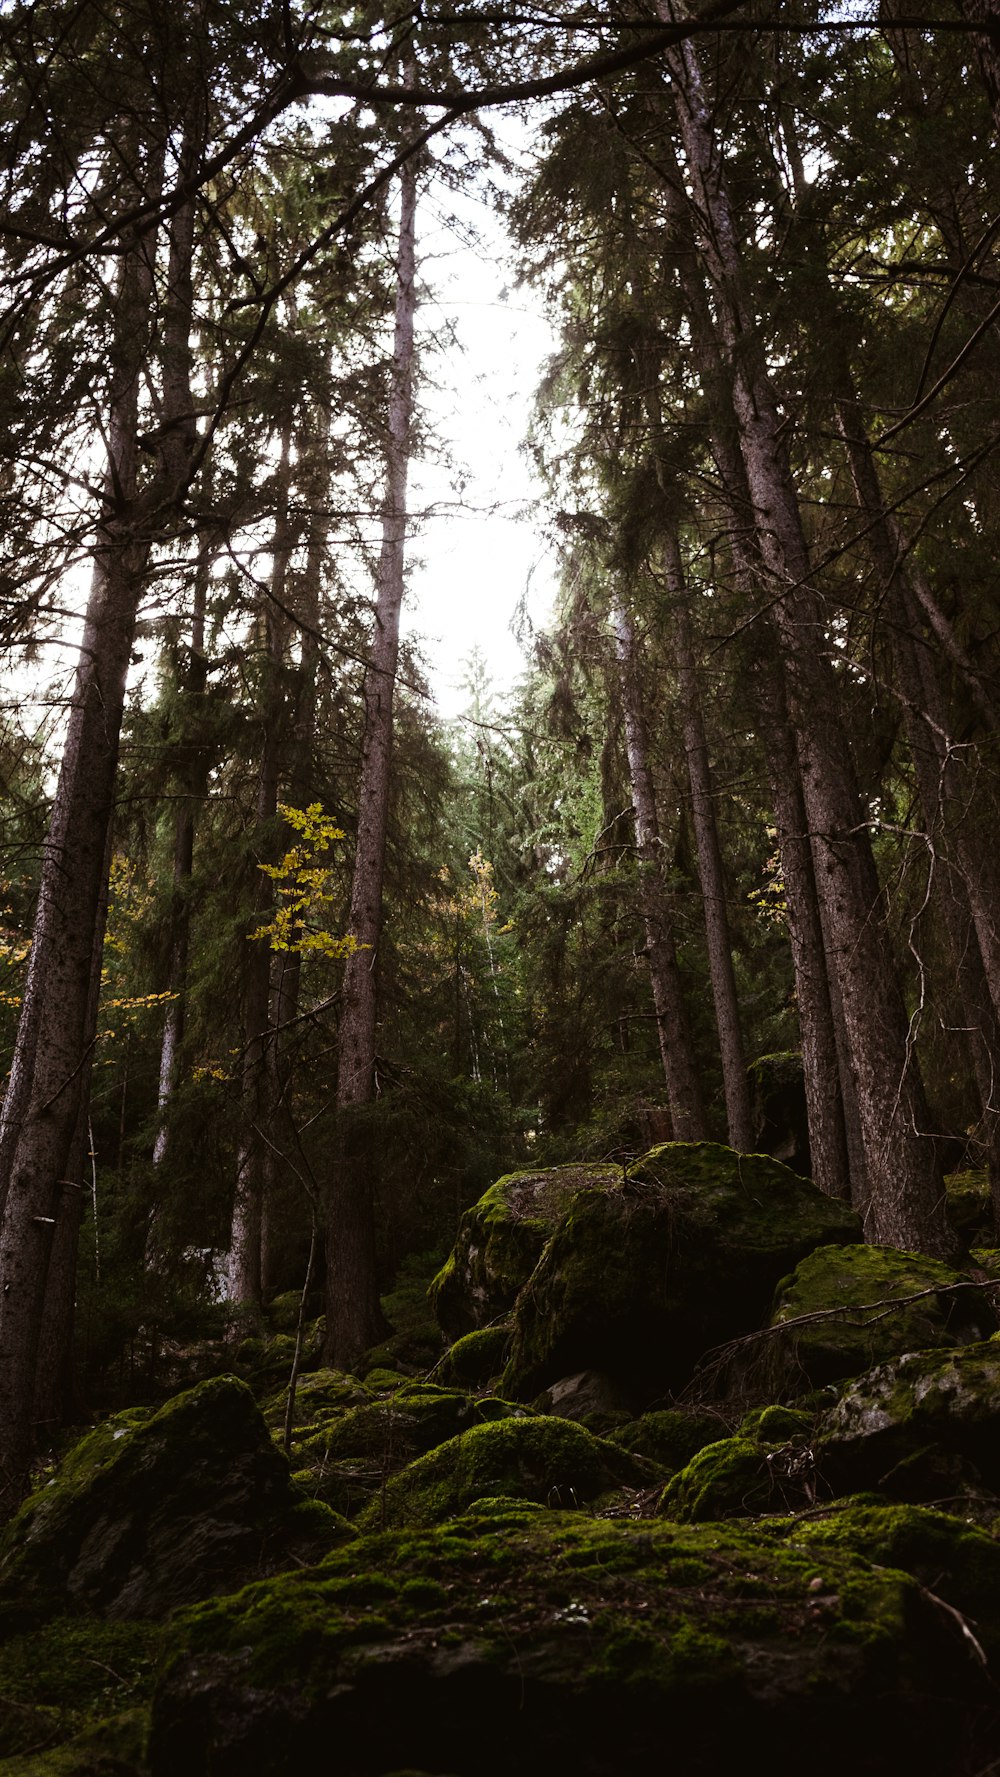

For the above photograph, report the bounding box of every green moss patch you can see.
[609,1408,727,1473]
[436,1325,512,1390]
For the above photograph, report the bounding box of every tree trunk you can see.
[611,596,706,1140]
[660,23,954,1254]
[654,148,853,1200]
[0,220,158,1504]
[322,137,418,1368]
[228,419,294,1306]
[661,531,753,1150]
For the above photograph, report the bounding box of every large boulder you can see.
[429,1163,620,1338]
[0,1376,344,1625]
[148,1508,990,1776]
[501,1143,861,1404]
[815,1338,1000,1503]
[733,1244,996,1403]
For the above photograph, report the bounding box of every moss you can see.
[0,1708,149,1775]
[0,1618,160,1762]
[361,1367,412,1391]
[945,1169,993,1245]
[501,1143,861,1405]
[436,1326,512,1390]
[610,1409,728,1472]
[149,1512,985,1774]
[290,1387,519,1520]
[428,1164,620,1338]
[739,1406,814,1445]
[735,1245,996,1405]
[354,1414,652,1529]
[259,1369,372,1436]
[659,1436,816,1523]
[774,1498,1000,1662]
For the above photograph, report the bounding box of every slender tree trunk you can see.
[660,24,953,1253]
[323,136,418,1367]
[661,532,752,1149]
[151,548,210,1175]
[0,220,158,1502]
[611,596,706,1139]
[228,420,294,1306]
[641,128,853,1198]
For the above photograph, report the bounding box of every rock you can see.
[777,1498,1000,1663]
[748,1050,810,1175]
[429,1163,621,1338]
[291,1384,518,1518]
[609,1407,729,1472]
[354,1415,654,1528]
[259,1368,373,1436]
[945,1169,994,1246]
[815,1339,1000,1503]
[501,1143,861,1403]
[148,1509,990,1776]
[0,1377,345,1625]
[0,1617,160,1763]
[436,1324,512,1389]
[731,1244,996,1403]
[659,1418,816,1524]
[536,1370,631,1432]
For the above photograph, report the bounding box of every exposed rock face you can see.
[428,1163,621,1338]
[816,1339,1000,1501]
[734,1243,997,1402]
[0,1376,342,1624]
[148,1507,990,1777]
[500,1143,861,1403]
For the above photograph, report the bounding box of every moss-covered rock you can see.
[609,1408,728,1473]
[148,1510,990,1776]
[291,1386,518,1519]
[429,1164,620,1338]
[0,1377,339,1625]
[355,1415,653,1529]
[945,1169,994,1246]
[436,1325,512,1390]
[259,1368,373,1437]
[816,1340,1000,1503]
[733,1244,996,1403]
[0,1707,149,1775]
[774,1498,1000,1662]
[659,1434,816,1523]
[501,1143,861,1404]
[748,1050,809,1175]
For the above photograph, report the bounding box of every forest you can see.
[2,0,1000,1771]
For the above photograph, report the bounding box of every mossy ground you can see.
[148,1508,989,1775]
[0,1617,160,1765]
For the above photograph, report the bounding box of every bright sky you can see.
[403,129,559,720]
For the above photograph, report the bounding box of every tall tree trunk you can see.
[228,420,294,1306]
[835,384,1000,1214]
[323,132,418,1369]
[661,531,752,1149]
[654,154,853,1199]
[0,217,158,1504]
[151,547,210,1176]
[611,596,706,1140]
[660,23,953,1254]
